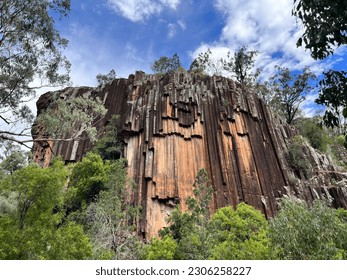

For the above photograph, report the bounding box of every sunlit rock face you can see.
[33,71,347,239]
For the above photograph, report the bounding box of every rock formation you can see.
[32,71,347,239]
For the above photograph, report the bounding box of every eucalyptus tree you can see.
[151,54,181,74]
[293,0,347,144]
[0,0,71,146]
[270,66,316,124]
[190,46,259,88]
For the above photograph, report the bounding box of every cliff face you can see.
[33,71,347,238]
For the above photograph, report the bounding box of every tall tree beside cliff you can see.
[293,0,347,144]
[0,0,71,146]
[271,66,316,124]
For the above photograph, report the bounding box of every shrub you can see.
[285,136,310,176]
[295,117,330,152]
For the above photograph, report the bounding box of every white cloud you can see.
[106,0,181,22]
[167,23,176,39]
[160,0,181,9]
[190,0,345,81]
[188,0,347,117]
[167,20,186,39]
[177,20,186,30]
[208,0,309,69]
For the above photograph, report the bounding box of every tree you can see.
[0,141,28,175]
[223,46,259,87]
[84,158,142,260]
[270,198,347,259]
[0,0,71,146]
[151,53,181,74]
[67,152,111,210]
[142,235,177,260]
[255,81,280,107]
[316,70,347,140]
[93,115,123,160]
[0,159,92,259]
[208,203,272,260]
[293,0,347,145]
[190,46,259,87]
[293,0,347,60]
[34,94,107,144]
[170,169,213,260]
[144,169,213,260]
[96,69,116,87]
[189,48,224,75]
[271,66,316,124]
[285,135,310,178]
[295,117,330,152]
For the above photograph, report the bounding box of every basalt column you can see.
[33,71,347,239]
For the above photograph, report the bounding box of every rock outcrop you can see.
[32,71,347,239]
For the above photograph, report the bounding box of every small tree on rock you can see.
[151,54,181,74]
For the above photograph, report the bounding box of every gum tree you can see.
[293,0,347,144]
[0,0,71,146]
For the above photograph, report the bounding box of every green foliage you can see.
[223,46,259,87]
[144,169,213,260]
[151,53,181,74]
[93,115,123,160]
[143,235,177,260]
[190,48,224,75]
[295,117,330,152]
[271,66,316,124]
[190,46,259,87]
[0,159,92,259]
[255,81,280,108]
[0,141,28,175]
[270,198,347,259]
[67,152,111,209]
[145,170,271,260]
[293,0,347,60]
[293,1,347,146]
[84,158,142,260]
[0,0,71,143]
[316,70,347,142]
[186,169,214,223]
[96,69,116,87]
[208,203,272,260]
[171,169,213,260]
[285,136,310,176]
[36,96,107,143]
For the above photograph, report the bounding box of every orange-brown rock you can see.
[32,71,347,239]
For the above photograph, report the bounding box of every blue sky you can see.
[51,0,346,116]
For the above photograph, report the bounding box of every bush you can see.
[270,198,347,259]
[285,136,310,176]
[295,117,330,152]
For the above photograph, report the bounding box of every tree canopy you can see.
[0,159,92,259]
[96,69,116,87]
[270,198,347,259]
[270,66,316,124]
[0,0,71,144]
[293,0,347,145]
[190,46,259,87]
[151,54,181,74]
[293,0,347,60]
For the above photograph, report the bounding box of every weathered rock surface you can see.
[32,71,347,238]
